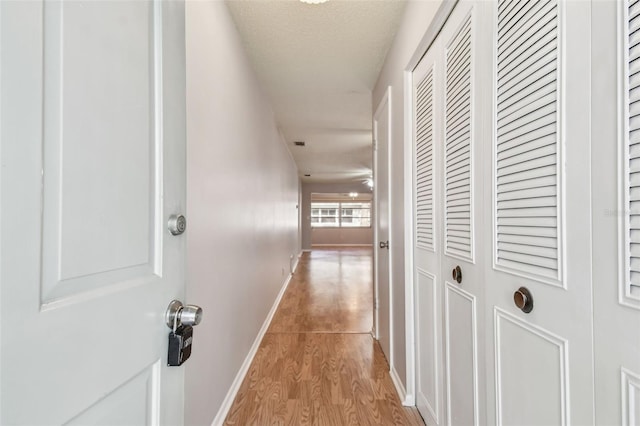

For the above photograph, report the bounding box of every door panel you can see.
[415,268,441,423]
[0,1,186,424]
[440,4,486,425]
[592,1,640,424]
[494,309,567,425]
[484,1,594,424]
[443,12,474,263]
[66,362,161,426]
[444,283,478,426]
[42,0,159,302]
[413,32,444,426]
[493,0,562,286]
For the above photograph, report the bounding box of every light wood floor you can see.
[224,247,425,425]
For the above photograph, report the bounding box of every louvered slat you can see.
[445,15,473,260]
[495,0,560,282]
[415,67,435,250]
[627,0,640,294]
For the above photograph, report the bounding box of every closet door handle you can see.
[452,265,462,284]
[514,287,534,313]
[379,241,389,249]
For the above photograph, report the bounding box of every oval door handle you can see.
[379,241,389,249]
[514,287,534,313]
[180,304,203,326]
[452,265,462,284]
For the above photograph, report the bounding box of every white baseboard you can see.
[390,366,412,407]
[291,251,302,273]
[302,249,312,253]
[311,244,373,247]
[210,271,294,426]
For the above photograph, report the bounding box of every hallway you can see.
[223,248,424,425]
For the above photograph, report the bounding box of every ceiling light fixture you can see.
[364,178,373,189]
[300,0,329,4]
[349,192,358,198]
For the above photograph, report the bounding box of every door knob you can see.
[452,265,462,284]
[514,287,534,313]
[379,241,389,249]
[168,214,187,235]
[165,300,203,329]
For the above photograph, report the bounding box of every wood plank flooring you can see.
[268,248,373,333]
[224,247,424,425]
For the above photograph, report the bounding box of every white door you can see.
[413,3,489,424]
[438,3,490,425]
[374,88,392,364]
[592,1,640,424]
[483,1,594,424]
[0,1,187,424]
[412,28,445,426]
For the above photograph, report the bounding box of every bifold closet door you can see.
[413,2,491,424]
[482,1,594,424]
[591,1,640,424]
[439,3,489,426]
[413,26,445,426]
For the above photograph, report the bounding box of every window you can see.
[311,201,371,228]
[311,203,339,227]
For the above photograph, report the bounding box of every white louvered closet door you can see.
[482,0,594,424]
[438,3,489,426]
[412,2,490,425]
[591,1,640,424]
[412,32,444,426]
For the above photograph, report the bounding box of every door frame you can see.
[403,0,459,408]
[373,85,393,367]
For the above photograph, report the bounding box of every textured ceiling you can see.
[225,0,407,183]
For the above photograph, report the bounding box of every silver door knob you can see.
[379,241,389,249]
[514,287,534,313]
[165,300,203,329]
[168,214,187,235]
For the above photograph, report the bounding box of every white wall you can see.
[311,227,372,246]
[372,0,442,395]
[301,182,373,249]
[185,3,300,425]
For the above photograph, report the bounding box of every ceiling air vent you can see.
[294,141,306,146]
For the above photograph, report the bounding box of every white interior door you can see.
[412,29,445,426]
[0,1,187,424]
[374,88,392,365]
[438,4,490,425]
[483,1,594,424]
[592,1,640,424]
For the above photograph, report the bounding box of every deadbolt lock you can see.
[168,214,187,235]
